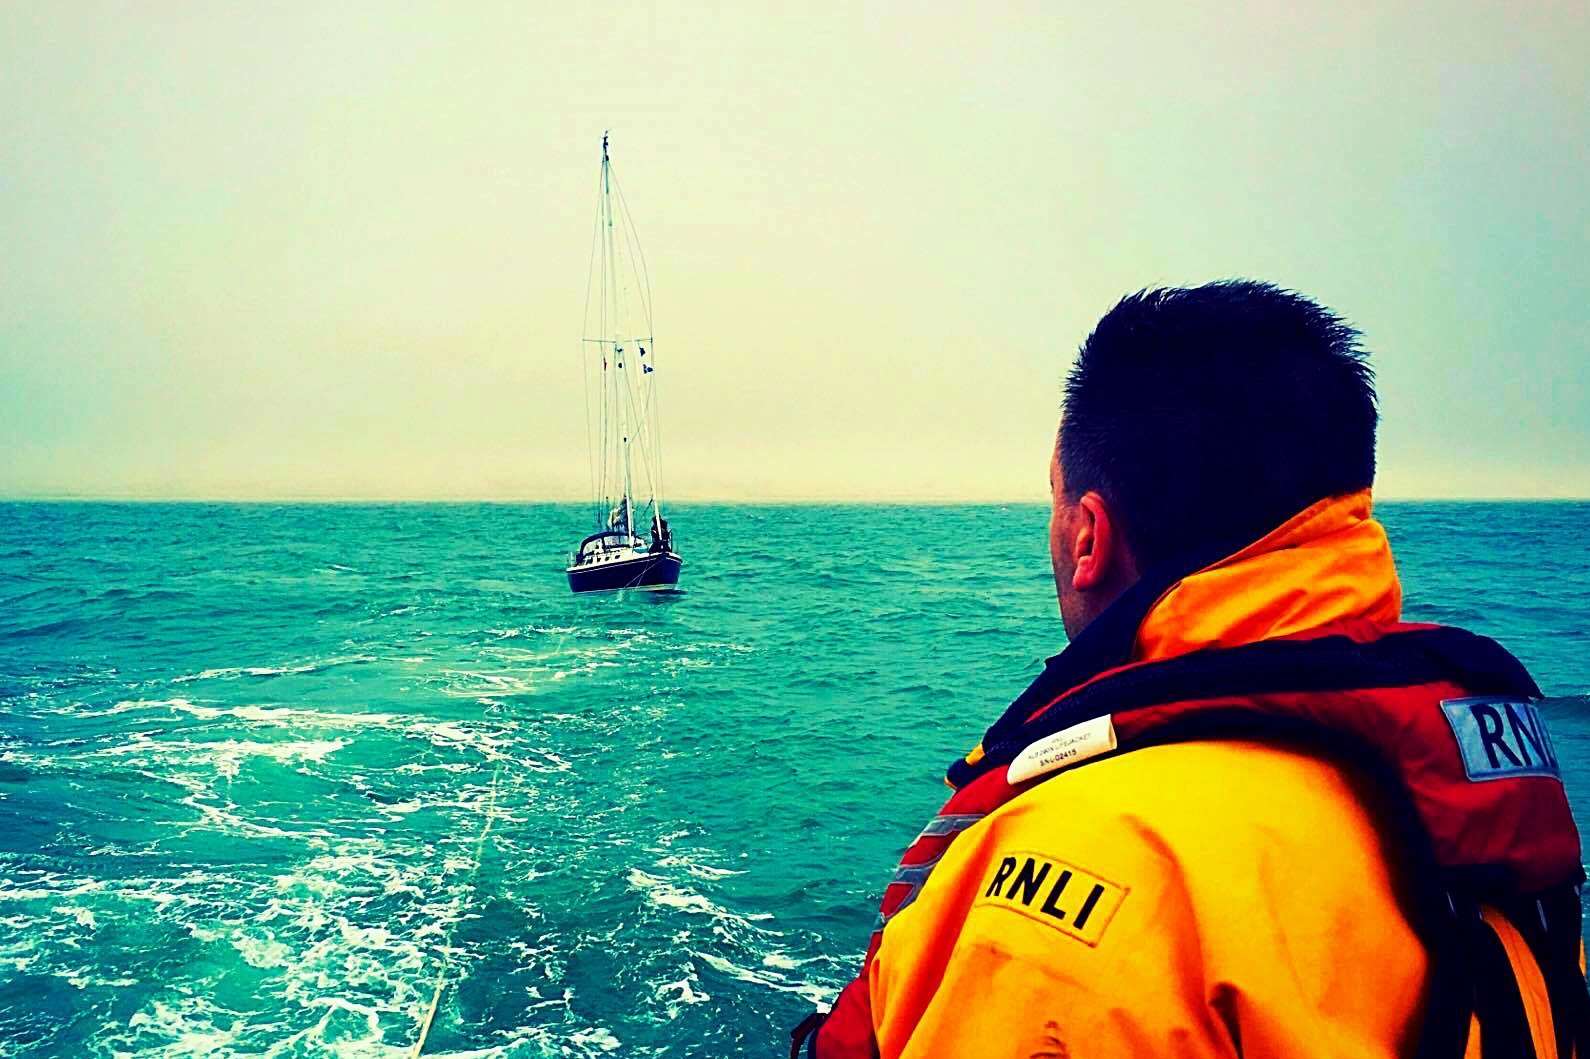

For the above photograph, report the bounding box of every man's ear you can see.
[1071,490,1124,591]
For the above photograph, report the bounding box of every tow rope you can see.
[407,757,505,1058]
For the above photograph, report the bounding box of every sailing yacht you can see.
[567,134,682,593]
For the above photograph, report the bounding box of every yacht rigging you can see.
[566,133,681,593]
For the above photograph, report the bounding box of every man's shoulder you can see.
[958,737,1399,916]
[901,739,1410,973]
[989,737,1385,850]
[870,746,1427,1059]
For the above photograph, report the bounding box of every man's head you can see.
[1049,280,1378,637]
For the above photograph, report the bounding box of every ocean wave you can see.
[87,700,402,732]
[91,733,347,774]
[407,720,512,761]
[114,997,247,1058]
[439,670,539,698]
[653,854,745,881]
[627,868,722,916]
[567,1026,624,1054]
[172,655,378,684]
[657,971,712,1009]
[0,616,88,639]
[694,951,834,1006]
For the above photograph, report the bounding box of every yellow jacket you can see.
[869,493,1431,1057]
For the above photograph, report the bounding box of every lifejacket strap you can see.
[1465,903,1540,1058]
[790,1010,824,1059]
[1482,905,1557,1058]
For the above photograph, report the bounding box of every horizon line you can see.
[3,493,1587,505]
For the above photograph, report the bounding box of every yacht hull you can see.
[566,552,682,593]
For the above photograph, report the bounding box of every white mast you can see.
[600,132,635,537]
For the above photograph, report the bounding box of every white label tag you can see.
[1440,696,1561,782]
[1007,715,1118,785]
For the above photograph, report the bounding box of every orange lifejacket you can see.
[794,623,1587,1059]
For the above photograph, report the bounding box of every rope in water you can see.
[407,757,506,1058]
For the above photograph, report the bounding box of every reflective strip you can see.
[917,813,984,839]
[877,814,986,928]
[892,857,943,886]
[879,856,945,926]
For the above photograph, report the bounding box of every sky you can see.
[2,2,1586,501]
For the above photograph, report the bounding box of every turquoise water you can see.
[2,501,1588,1057]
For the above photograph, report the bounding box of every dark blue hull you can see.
[567,552,682,593]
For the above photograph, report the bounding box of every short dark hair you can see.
[1059,280,1378,570]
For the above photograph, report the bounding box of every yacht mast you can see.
[601,132,635,535]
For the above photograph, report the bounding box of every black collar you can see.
[957,539,1244,787]
[980,568,1171,751]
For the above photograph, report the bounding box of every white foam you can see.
[439,670,537,698]
[394,762,472,775]
[207,738,348,780]
[0,875,106,902]
[654,854,743,881]
[164,772,334,841]
[523,748,572,773]
[409,720,510,761]
[551,661,621,681]
[86,697,203,718]
[64,971,137,989]
[119,998,245,1058]
[568,1026,622,1053]
[627,869,718,915]
[697,951,835,1005]
[97,700,398,730]
[626,868,771,926]
[172,654,376,684]
[186,923,225,943]
[231,931,292,969]
[58,905,97,929]
[657,975,711,1006]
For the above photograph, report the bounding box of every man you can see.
[794,282,1586,1058]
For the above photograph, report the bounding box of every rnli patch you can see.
[975,852,1127,946]
[1441,696,1561,782]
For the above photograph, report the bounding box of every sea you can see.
[2,501,1587,1058]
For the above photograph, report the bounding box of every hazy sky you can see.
[3,3,1586,500]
